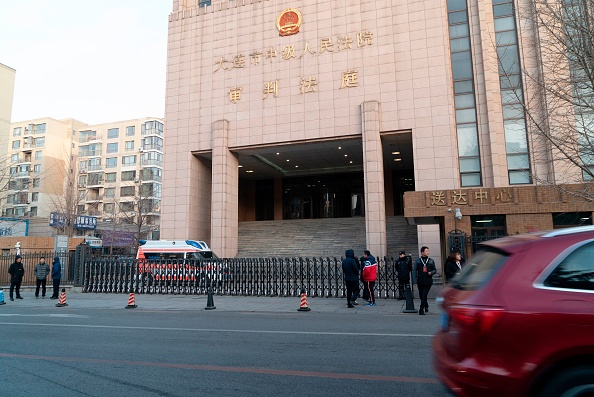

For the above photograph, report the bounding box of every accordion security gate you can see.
[81,257,406,299]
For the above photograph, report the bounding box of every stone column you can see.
[211,120,239,257]
[361,101,387,259]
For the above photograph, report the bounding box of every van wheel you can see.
[538,366,594,397]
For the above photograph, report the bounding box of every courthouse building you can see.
[162,0,594,260]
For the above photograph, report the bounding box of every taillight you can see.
[449,305,505,334]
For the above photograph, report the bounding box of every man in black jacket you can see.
[342,249,360,308]
[8,255,25,301]
[414,246,436,315]
[395,251,412,300]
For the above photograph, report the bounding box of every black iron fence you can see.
[0,252,72,287]
[81,257,421,298]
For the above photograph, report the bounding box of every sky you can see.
[0,0,172,125]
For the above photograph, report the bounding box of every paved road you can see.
[0,292,450,396]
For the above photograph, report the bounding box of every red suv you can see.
[433,226,594,397]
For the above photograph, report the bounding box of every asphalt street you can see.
[0,291,450,397]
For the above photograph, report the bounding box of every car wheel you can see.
[539,366,594,397]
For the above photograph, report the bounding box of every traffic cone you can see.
[297,289,311,312]
[205,287,216,310]
[125,292,137,309]
[0,288,6,305]
[55,289,68,307]
[402,284,417,313]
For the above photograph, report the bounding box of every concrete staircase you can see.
[237,216,418,259]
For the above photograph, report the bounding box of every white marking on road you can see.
[0,322,432,337]
[0,314,89,318]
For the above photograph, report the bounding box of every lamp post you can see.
[135,147,144,251]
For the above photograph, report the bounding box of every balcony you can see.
[87,210,102,217]
[79,134,102,143]
[85,195,103,203]
[142,144,163,151]
[79,150,102,158]
[21,144,32,152]
[14,156,32,165]
[88,164,102,172]
[141,128,163,137]
[14,171,31,178]
[141,159,162,167]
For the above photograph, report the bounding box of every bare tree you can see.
[508,0,594,201]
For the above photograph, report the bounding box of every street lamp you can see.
[135,147,144,250]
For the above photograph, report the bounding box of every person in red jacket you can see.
[362,250,377,306]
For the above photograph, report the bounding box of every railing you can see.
[0,252,72,287]
[79,134,102,143]
[142,144,163,151]
[80,257,412,298]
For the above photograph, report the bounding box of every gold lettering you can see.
[340,70,359,89]
[263,80,279,99]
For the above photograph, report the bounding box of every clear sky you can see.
[0,0,171,125]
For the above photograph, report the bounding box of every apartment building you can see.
[3,117,163,240]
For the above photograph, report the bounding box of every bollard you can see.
[297,289,311,312]
[402,284,417,313]
[0,288,5,305]
[125,292,137,309]
[205,287,216,310]
[55,289,68,307]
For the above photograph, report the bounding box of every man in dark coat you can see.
[8,255,25,301]
[34,256,50,299]
[395,251,412,300]
[342,249,360,308]
[50,257,62,300]
[415,246,436,315]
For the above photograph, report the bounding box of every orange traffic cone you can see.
[297,289,311,312]
[55,289,68,307]
[125,292,137,309]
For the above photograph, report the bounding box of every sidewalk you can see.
[1,285,445,315]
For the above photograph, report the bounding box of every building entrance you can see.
[283,173,364,220]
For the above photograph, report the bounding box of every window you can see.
[9,166,17,176]
[11,154,18,163]
[103,203,114,213]
[545,241,594,291]
[29,207,38,217]
[107,128,119,139]
[79,130,97,142]
[142,136,163,151]
[126,126,135,136]
[120,186,135,197]
[34,137,45,147]
[31,192,39,202]
[35,151,42,160]
[13,127,22,136]
[105,188,115,198]
[107,143,118,153]
[33,178,40,188]
[105,173,117,183]
[34,123,46,134]
[12,140,20,149]
[78,175,86,187]
[125,141,134,151]
[121,202,135,212]
[122,155,136,167]
[106,157,117,168]
[77,205,85,214]
[34,164,41,173]
[121,171,136,181]
[553,212,593,228]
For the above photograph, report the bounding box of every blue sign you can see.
[50,212,97,230]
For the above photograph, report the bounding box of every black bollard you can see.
[402,284,417,313]
[205,287,216,310]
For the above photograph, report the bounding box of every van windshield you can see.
[451,248,508,291]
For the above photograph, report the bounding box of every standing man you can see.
[50,256,62,300]
[395,251,412,300]
[342,249,360,308]
[362,250,377,307]
[415,246,436,315]
[8,255,25,301]
[34,256,50,299]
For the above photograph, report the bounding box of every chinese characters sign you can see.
[429,188,515,206]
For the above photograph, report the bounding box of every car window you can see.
[452,248,508,291]
[544,241,594,291]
